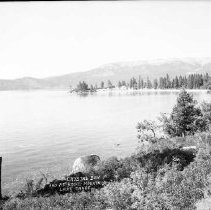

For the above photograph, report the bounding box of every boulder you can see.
[181,146,197,154]
[72,154,100,173]
[181,146,196,150]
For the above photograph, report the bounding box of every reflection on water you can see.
[0,90,210,190]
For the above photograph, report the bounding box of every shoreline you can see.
[94,88,210,95]
[0,88,209,93]
[97,88,209,92]
[70,88,210,95]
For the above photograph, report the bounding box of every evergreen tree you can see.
[76,81,89,92]
[178,76,183,88]
[140,79,144,89]
[118,81,122,88]
[100,81,104,89]
[198,74,204,88]
[172,79,175,89]
[204,73,209,84]
[166,74,171,89]
[175,76,179,89]
[90,84,95,92]
[153,79,158,89]
[133,81,138,89]
[107,80,113,88]
[205,79,211,90]
[129,78,133,89]
[122,81,126,87]
[187,75,194,89]
[184,76,188,88]
[146,77,152,89]
[138,75,141,89]
[129,77,137,89]
[159,76,168,89]
[162,89,204,137]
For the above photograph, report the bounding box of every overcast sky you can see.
[0,1,211,79]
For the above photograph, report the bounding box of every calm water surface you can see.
[0,90,210,189]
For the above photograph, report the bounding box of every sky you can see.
[1,1,211,79]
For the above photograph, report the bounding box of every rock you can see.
[72,154,100,173]
[181,146,196,150]
[181,146,197,154]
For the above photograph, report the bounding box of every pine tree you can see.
[146,77,152,89]
[204,73,209,84]
[129,77,137,89]
[159,77,164,89]
[138,75,141,89]
[205,79,211,90]
[175,76,179,89]
[178,76,183,88]
[100,81,104,89]
[140,79,144,89]
[122,81,126,87]
[162,89,203,137]
[76,81,89,92]
[153,79,158,89]
[107,80,113,88]
[90,84,95,92]
[187,75,194,89]
[166,74,171,89]
[118,81,122,88]
[133,80,138,89]
[129,78,133,89]
[184,76,188,88]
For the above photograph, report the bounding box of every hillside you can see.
[1,58,211,90]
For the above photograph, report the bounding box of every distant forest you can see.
[72,73,211,92]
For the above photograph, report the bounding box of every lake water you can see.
[0,90,210,191]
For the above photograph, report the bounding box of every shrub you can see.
[100,179,135,210]
[201,101,211,128]
[130,158,211,209]
[135,145,195,173]
[93,157,122,181]
[3,192,105,210]
[131,168,168,210]
[93,156,140,181]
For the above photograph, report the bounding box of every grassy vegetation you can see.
[1,89,211,210]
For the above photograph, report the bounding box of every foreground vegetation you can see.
[1,89,211,209]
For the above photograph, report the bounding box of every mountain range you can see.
[1,58,211,90]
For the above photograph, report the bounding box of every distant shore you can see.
[0,88,209,93]
[81,88,210,95]
[97,88,209,92]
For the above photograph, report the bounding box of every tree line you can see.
[118,73,211,90]
[72,73,211,92]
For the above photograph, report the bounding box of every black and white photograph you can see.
[0,1,211,209]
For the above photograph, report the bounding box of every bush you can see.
[201,102,211,129]
[92,155,140,182]
[3,192,106,210]
[135,144,195,173]
[100,179,135,210]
